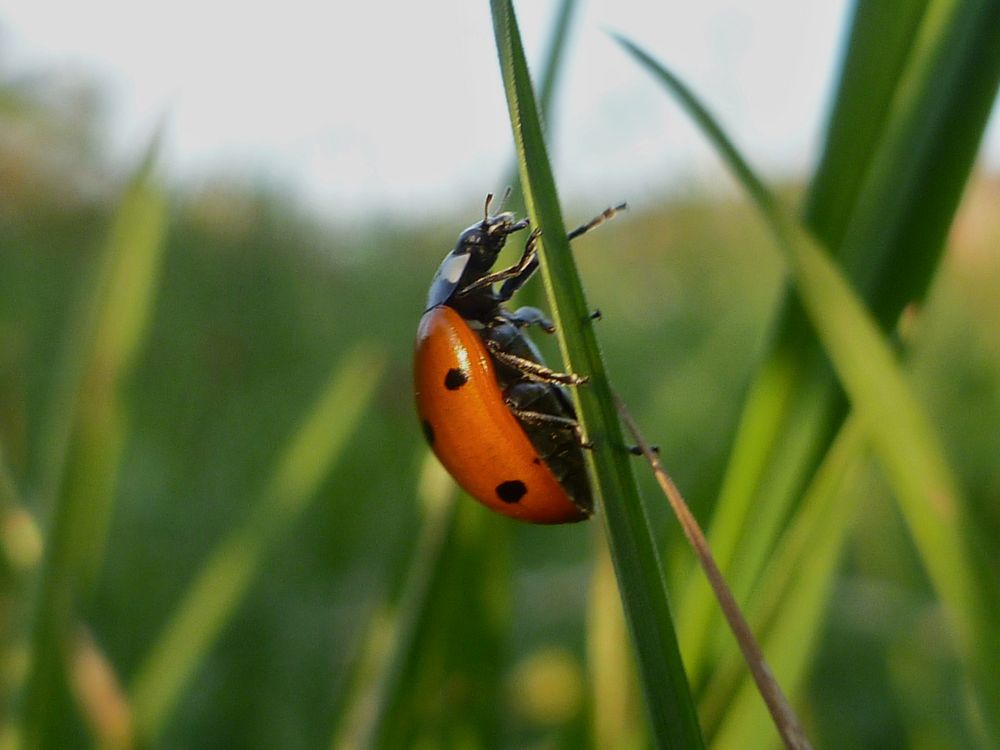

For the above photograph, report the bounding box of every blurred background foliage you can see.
[2,1,1000,747]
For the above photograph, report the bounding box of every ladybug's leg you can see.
[499,306,555,333]
[485,339,587,386]
[458,229,541,298]
[628,444,661,455]
[567,203,627,241]
[498,204,627,302]
[506,406,593,450]
[496,229,544,302]
[506,382,593,450]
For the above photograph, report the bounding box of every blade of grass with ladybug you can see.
[490,1,705,748]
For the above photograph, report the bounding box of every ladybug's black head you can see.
[454,210,529,270]
[425,197,529,312]
[455,190,529,272]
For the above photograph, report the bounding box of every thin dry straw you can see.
[615,394,813,750]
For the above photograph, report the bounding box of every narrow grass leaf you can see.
[68,148,169,585]
[686,3,929,667]
[18,147,167,750]
[803,0,929,249]
[330,455,459,750]
[68,626,134,750]
[535,0,580,127]
[587,531,646,750]
[617,36,998,736]
[796,0,1000,728]
[35,145,165,513]
[682,0,931,671]
[618,398,812,750]
[700,418,866,743]
[622,0,1000,694]
[362,486,510,750]
[129,346,383,743]
[832,0,1000,320]
[491,3,704,746]
[501,0,581,218]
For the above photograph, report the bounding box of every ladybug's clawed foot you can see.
[589,309,602,321]
[567,421,593,450]
[505,306,556,333]
[567,203,628,241]
[628,444,660,456]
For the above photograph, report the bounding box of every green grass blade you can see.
[536,0,580,126]
[835,0,1000,319]
[0,444,43,729]
[65,147,170,587]
[679,0,930,671]
[18,147,168,750]
[491,3,704,747]
[34,146,166,515]
[803,0,929,249]
[129,345,383,743]
[617,37,998,737]
[700,418,866,743]
[329,456,461,750]
[364,494,511,750]
[788,3,1000,727]
[697,0,930,637]
[614,33,830,684]
[587,533,646,750]
[620,0,1000,693]
[500,0,581,218]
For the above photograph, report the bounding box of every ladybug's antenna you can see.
[496,186,513,212]
[483,193,494,224]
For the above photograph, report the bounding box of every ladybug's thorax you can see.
[424,210,529,316]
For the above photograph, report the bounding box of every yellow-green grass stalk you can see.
[617,29,1000,743]
[129,345,383,744]
[587,532,646,750]
[347,482,512,749]
[491,1,705,746]
[329,455,458,750]
[18,146,168,750]
[620,0,1000,698]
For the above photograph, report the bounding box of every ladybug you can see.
[414,194,624,524]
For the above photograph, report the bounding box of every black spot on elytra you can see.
[421,419,435,445]
[444,368,468,390]
[496,479,527,503]
[532,457,541,465]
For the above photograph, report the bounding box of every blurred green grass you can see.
[2,60,1000,748]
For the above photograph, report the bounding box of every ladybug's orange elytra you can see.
[414,306,587,524]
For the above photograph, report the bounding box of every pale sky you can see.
[3,1,999,220]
